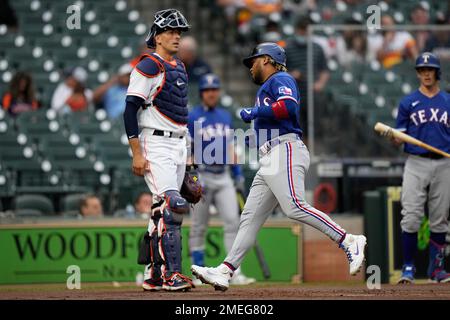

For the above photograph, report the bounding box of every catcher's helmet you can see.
[199,73,221,92]
[145,9,190,49]
[415,52,441,80]
[243,42,286,69]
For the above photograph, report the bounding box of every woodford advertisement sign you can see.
[0,220,302,284]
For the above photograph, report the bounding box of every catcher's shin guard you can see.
[159,191,188,275]
[149,224,163,280]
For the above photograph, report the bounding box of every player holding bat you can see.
[380,52,450,284]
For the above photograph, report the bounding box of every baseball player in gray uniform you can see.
[188,73,255,286]
[191,43,367,291]
[385,52,450,284]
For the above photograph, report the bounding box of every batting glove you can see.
[240,107,258,123]
[380,127,393,139]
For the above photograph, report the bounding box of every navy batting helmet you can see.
[145,9,190,49]
[199,73,221,92]
[415,52,441,80]
[243,42,286,69]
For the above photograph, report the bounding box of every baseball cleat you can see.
[192,276,205,287]
[230,267,256,285]
[162,272,194,292]
[397,264,415,284]
[142,277,163,291]
[191,264,232,291]
[230,273,256,285]
[429,270,450,283]
[339,234,367,276]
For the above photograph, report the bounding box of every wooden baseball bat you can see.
[374,122,450,158]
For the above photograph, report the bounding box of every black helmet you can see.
[145,9,190,48]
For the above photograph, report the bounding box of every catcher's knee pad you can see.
[164,190,189,215]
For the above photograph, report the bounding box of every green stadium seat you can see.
[16,118,64,141]
[361,72,387,87]
[13,194,55,215]
[14,209,44,218]
[67,111,113,136]
[60,193,85,215]
[44,146,94,171]
[0,135,21,149]
[112,168,148,208]
[0,165,14,196]
[32,36,64,50]
[0,146,42,171]
[9,1,33,12]
[3,47,34,62]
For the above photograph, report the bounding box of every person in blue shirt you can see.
[188,73,255,286]
[382,52,450,284]
[93,63,133,119]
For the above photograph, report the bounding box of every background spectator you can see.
[243,0,281,15]
[133,192,152,219]
[51,67,93,114]
[260,19,284,46]
[285,16,329,138]
[79,194,104,218]
[93,63,132,119]
[424,14,450,61]
[410,4,431,53]
[2,71,39,117]
[335,19,367,68]
[114,192,153,219]
[177,36,212,83]
[369,15,418,69]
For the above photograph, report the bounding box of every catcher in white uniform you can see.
[124,9,194,292]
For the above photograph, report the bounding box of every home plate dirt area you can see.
[0,282,449,300]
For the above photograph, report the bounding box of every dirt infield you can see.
[0,282,449,300]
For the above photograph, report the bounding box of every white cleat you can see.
[192,276,205,287]
[230,273,256,285]
[230,267,256,285]
[191,264,232,291]
[339,234,367,276]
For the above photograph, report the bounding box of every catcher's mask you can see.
[145,9,190,49]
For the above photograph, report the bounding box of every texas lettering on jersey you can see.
[396,89,450,154]
[410,108,449,127]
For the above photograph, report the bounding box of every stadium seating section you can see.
[0,0,448,215]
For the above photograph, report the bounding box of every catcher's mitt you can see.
[180,171,202,204]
